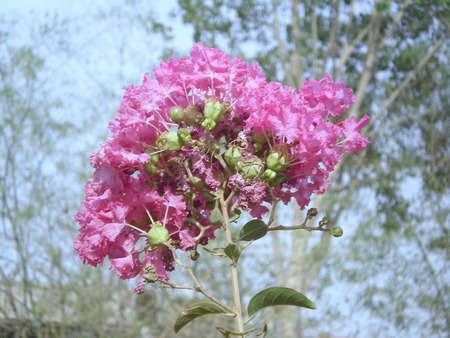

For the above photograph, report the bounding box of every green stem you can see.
[219,190,246,334]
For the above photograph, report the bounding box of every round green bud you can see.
[201,118,216,131]
[254,143,262,152]
[307,208,319,219]
[156,131,182,151]
[147,225,169,246]
[262,169,277,181]
[225,147,242,168]
[238,155,264,179]
[169,106,184,123]
[322,217,329,225]
[204,99,224,122]
[191,251,200,261]
[330,226,343,237]
[184,105,202,126]
[266,152,288,172]
[150,154,160,165]
[143,163,158,176]
[177,128,191,142]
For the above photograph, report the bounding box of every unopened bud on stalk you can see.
[150,154,160,165]
[169,106,184,123]
[238,155,264,179]
[204,99,225,122]
[262,169,277,181]
[201,118,216,131]
[191,251,200,261]
[225,147,242,168]
[156,131,182,151]
[330,226,343,237]
[143,163,158,176]
[147,223,169,246]
[307,208,319,219]
[266,151,289,172]
[177,128,191,142]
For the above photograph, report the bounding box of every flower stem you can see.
[219,190,246,334]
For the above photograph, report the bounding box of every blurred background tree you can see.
[1,0,448,337]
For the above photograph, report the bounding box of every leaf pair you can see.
[174,287,315,334]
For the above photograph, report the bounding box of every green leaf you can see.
[210,207,223,226]
[223,243,240,264]
[238,220,267,241]
[246,287,315,323]
[174,302,231,333]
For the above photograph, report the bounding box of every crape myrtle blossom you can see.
[74,43,369,292]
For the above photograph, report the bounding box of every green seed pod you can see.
[147,224,169,246]
[262,169,277,181]
[238,155,264,179]
[225,147,242,168]
[184,105,202,126]
[177,128,191,142]
[331,226,343,237]
[266,151,288,172]
[169,106,184,123]
[201,118,216,131]
[204,99,224,122]
[156,131,182,151]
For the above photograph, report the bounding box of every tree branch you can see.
[367,26,450,129]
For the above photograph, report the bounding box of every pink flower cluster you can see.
[74,43,369,290]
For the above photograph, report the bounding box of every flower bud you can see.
[147,223,169,246]
[150,154,160,165]
[330,226,343,237]
[238,155,263,179]
[143,163,158,176]
[262,169,277,181]
[307,208,319,219]
[169,106,184,123]
[156,131,182,151]
[201,118,216,131]
[191,251,200,261]
[177,128,191,142]
[266,151,288,172]
[184,105,202,126]
[225,147,242,168]
[204,99,225,122]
